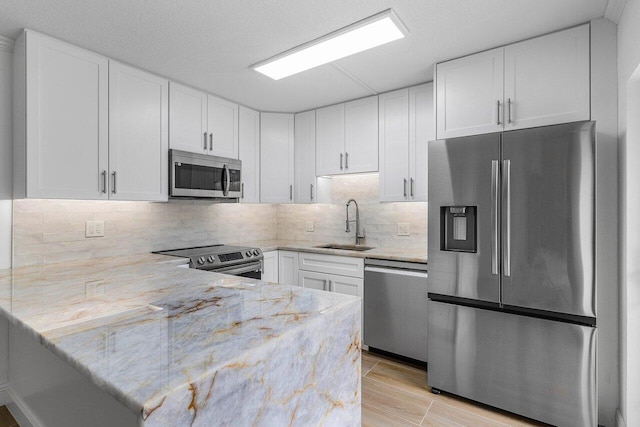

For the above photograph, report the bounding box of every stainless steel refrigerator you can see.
[427,121,597,427]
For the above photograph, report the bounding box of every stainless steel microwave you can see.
[169,149,241,199]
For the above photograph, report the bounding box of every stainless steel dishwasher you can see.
[364,258,428,363]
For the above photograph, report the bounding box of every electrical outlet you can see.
[305,221,315,232]
[86,280,105,298]
[86,220,105,238]
[397,223,410,236]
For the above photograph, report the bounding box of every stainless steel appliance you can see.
[169,149,241,199]
[155,244,263,279]
[427,121,597,427]
[364,259,428,363]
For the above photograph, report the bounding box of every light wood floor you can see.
[362,351,547,427]
[0,406,18,427]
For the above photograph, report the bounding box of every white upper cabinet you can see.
[344,96,378,173]
[378,83,433,202]
[503,24,590,130]
[169,84,239,158]
[379,89,410,202]
[260,113,294,204]
[294,110,316,203]
[315,103,345,176]
[169,82,208,154]
[436,48,504,139]
[16,30,109,199]
[109,62,168,202]
[207,95,239,158]
[436,24,590,139]
[239,106,260,203]
[316,97,378,176]
[409,83,434,202]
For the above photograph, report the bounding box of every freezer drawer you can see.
[427,300,597,427]
[364,262,428,362]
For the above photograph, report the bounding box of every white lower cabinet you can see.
[330,274,363,298]
[278,251,299,286]
[262,251,279,283]
[298,270,330,291]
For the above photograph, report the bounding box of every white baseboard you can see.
[616,408,626,427]
[6,387,39,427]
[0,383,9,406]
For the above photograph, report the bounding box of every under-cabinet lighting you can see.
[253,9,407,80]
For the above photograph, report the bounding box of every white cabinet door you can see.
[207,95,239,159]
[315,103,345,176]
[344,96,378,174]
[168,82,208,154]
[108,62,168,201]
[278,251,299,286]
[378,89,409,202]
[298,270,330,291]
[260,113,294,203]
[503,24,590,131]
[239,106,260,203]
[24,31,109,199]
[409,83,434,202]
[436,47,504,139]
[294,110,316,203]
[329,274,363,297]
[262,251,279,283]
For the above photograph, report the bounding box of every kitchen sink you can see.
[314,243,375,252]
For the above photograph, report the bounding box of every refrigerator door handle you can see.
[502,159,511,277]
[491,160,499,275]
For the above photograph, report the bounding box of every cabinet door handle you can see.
[203,132,208,150]
[310,183,314,201]
[101,170,107,194]
[410,178,414,198]
[289,184,293,201]
[209,133,213,151]
[507,98,512,124]
[403,178,407,197]
[328,280,333,292]
[241,183,244,199]
[112,171,117,194]
[345,152,349,169]
[496,100,501,125]
[340,153,343,170]
[323,279,328,291]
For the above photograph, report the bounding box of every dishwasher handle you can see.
[364,266,428,279]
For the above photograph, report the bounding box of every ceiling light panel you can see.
[253,9,408,80]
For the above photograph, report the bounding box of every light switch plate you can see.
[397,223,410,236]
[305,221,315,232]
[86,220,105,238]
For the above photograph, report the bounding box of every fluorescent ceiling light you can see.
[253,9,408,80]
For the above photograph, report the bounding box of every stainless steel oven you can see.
[155,245,263,280]
[169,149,241,199]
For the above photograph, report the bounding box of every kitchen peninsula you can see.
[0,254,361,426]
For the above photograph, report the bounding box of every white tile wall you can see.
[12,174,426,267]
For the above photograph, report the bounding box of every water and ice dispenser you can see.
[440,206,477,253]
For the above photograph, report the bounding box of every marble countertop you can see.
[0,254,360,419]
[230,240,427,264]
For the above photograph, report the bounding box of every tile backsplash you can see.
[12,173,426,267]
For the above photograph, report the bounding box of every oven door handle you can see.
[209,261,262,276]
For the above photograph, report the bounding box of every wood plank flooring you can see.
[362,351,548,427]
[0,406,18,427]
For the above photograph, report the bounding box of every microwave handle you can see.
[222,164,230,196]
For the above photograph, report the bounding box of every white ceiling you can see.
[0,0,610,113]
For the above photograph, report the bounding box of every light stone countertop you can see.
[0,253,361,425]
[230,239,428,264]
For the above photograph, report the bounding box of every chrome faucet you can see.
[346,199,365,245]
